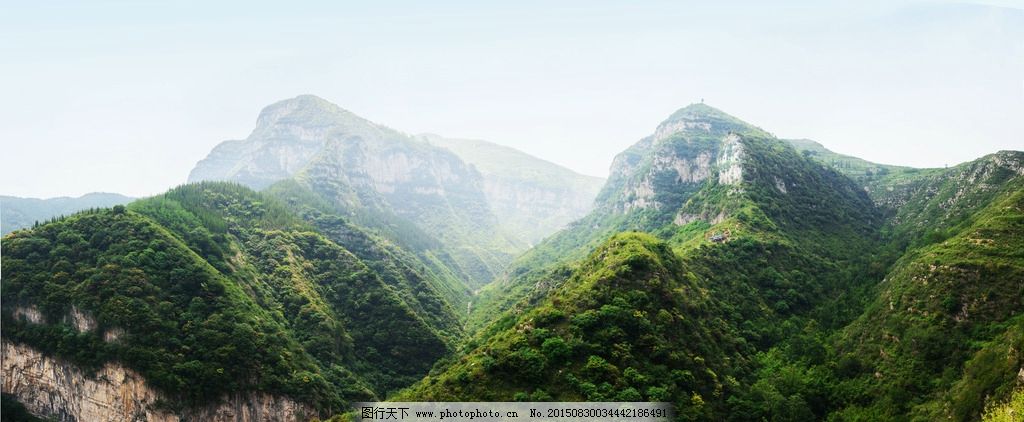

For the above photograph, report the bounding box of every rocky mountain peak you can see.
[248,94,404,145]
[600,104,761,215]
[255,94,351,126]
[654,103,767,141]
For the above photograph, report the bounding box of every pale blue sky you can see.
[2,0,1022,197]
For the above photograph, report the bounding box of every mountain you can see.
[466,104,878,330]
[399,232,750,416]
[411,104,884,416]
[784,138,912,183]
[405,104,1024,422]
[1,193,133,234]
[4,98,1022,422]
[189,95,518,288]
[1,182,458,420]
[189,95,597,287]
[420,134,604,246]
[829,153,1024,420]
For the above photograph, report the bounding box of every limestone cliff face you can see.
[1,340,317,422]
[600,109,752,217]
[188,95,409,190]
[188,95,522,286]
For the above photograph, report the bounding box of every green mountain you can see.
[413,104,882,413]
[829,154,1024,420]
[262,178,471,331]
[420,134,605,246]
[784,138,913,183]
[1,182,456,419]
[3,99,1022,422]
[467,104,876,331]
[405,105,1024,422]
[1,192,133,234]
[399,232,749,416]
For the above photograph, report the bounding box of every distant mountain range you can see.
[2,97,1021,422]
[1,193,134,234]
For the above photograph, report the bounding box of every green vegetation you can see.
[1,182,453,413]
[399,233,749,420]
[1,192,133,234]
[785,138,913,183]
[832,183,1024,420]
[265,178,466,341]
[982,388,1024,422]
[4,102,1022,422]
[403,106,1024,422]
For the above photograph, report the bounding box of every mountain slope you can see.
[411,105,890,421]
[830,160,1024,420]
[1,193,133,234]
[417,104,1023,422]
[785,138,913,184]
[188,95,526,287]
[421,134,605,245]
[263,178,469,335]
[399,233,749,419]
[1,182,455,419]
[468,104,879,331]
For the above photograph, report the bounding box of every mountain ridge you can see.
[3,99,1022,422]
[412,103,1024,422]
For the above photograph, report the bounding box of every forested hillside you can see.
[402,105,1024,422]
[2,182,457,417]
[2,101,1021,422]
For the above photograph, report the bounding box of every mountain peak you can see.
[668,102,726,117]
[254,94,367,130]
[655,103,766,141]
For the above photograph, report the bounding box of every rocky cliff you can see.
[598,104,762,219]
[1,341,317,422]
[189,95,521,287]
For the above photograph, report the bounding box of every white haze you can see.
[1,0,1021,198]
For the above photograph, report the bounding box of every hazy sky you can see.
[2,0,1022,198]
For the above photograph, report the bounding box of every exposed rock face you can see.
[2,341,173,422]
[478,177,596,244]
[15,304,125,344]
[188,95,483,203]
[601,108,754,216]
[653,115,712,141]
[188,95,522,286]
[189,96,601,249]
[12,306,43,324]
[65,306,97,332]
[188,95,406,189]
[716,134,745,186]
[622,177,657,212]
[1,341,317,422]
[773,176,788,194]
